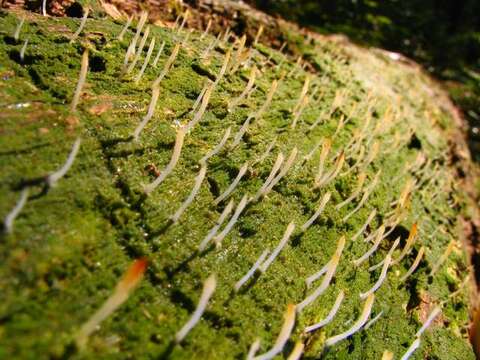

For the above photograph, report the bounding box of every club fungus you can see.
[304,290,345,333]
[324,293,375,347]
[46,138,81,188]
[253,152,284,202]
[292,75,310,114]
[198,199,234,252]
[262,147,298,196]
[368,236,400,271]
[342,170,381,222]
[134,36,156,83]
[291,95,309,129]
[200,32,221,60]
[13,16,25,42]
[229,35,247,75]
[200,19,212,40]
[253,304,296,360]
[171,164,207,224]
[176,9,189,34]
[314,139,332,186]
[126,26,150,74]
[336,172,367,209]
[253,25,264,46]
[152,40,166,68]
[247,339,261,360]
[117,15,132,41]
[199,127,231,165]
[259,222,296,273]
[3,188,29,234]
[190,81,209,114]
[400,338,421,360]
[70,7,89,43]
[255,80,278,122]
[213,50,231,87]
[20,39,28,63]
[316,151,345,188]
[228,66,257,110]
[132,85,160,141]
[301,191,331,232]
[144,127,186,195]
[234,249,270,292]
[297,237,345,313]
[305,235,345,288]
[399,246,425,282]
[185,85,213,132]
[214,194,249,248]
[391,223,418,265]
[75,258,147,349]
[42,0,47,16]
[71,49,89,112]
[430,240,455,276]
[251,137,276,167]
[359,254,391,300]
[352,226,385,267]
[287,341,304,360]
[152,43,181,89]
[124,11,148,67]
[351,209,377,241]
[175,274,216,344]
[231,116,252,148]
[214,161,249,205]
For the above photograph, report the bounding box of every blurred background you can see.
[248,0,480,161]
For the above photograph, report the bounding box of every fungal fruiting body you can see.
[46,138,81,188]
[13,17,25,42]
[124,11,148,66]
[71,50,89,112]
[132,86,160,141]
[117,15,132,41]
[262,147,298,196]
[75,258,148,349]
[175,274,216,343]
[228,66,256,110]
[185,85,213,132]
[287,341,304,360]
[416,306,441,337]
[234,249,269,292]
[392,223,418,265]
[198,199,234,251]
[152,43,180,88]
[199,127,231,165]
[352,225,385,267]
[314,139,332,186]
[20,39,28,63]
[247,339,261,360]
[213,194,249,247]
[351,209,376,241]
[3,188,29,234]
[324,293,375,347]
[430,241,455,276]
[400,338,421,360]
[214,161,249,205]
[301,191,331,232]
[152,41,166,67]
[70,7,89,43]
[144,127,186,195]
[259,222,296,273]
[126,26,150,74]
[399,246,424,281]
[304,290,345,333]
[253,152,284,201]
[171,164,207,224]
[253,304,296,360]
[359,254,391,299]
[134,36,156,83]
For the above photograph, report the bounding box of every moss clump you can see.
[0,7,475,359]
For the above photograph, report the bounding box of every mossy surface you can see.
[0,8,475,359]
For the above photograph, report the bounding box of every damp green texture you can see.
[0,6,475,360]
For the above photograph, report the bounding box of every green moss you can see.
[0,8,475,360]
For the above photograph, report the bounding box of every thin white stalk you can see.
[252,138,276,167]
[368,236,400,272]
[255,80,278,122]
[253,304,296,360]
[297,240,344,313]
[305,261,330,289]
[134,37,155,83]
[152,43,180,88]
[190,82,209,114]
[291,95,309,129]
[364,310,383,329]
[342,170,381,222]
[200,19,212,40]
[352,226,385,267]
[359,254,391,300]
[185,85,213,132]
[200,32,220,60]
[214,161,249,205]
[302,140,322,164]
[229,35,247,75]
[132,86,160,141]
[324,293,375,347]
[213,50,231,87]
[400,338,421,360]
[175,274,216,343]
[292,76,310,114]
[253,152,284,202]
[144,127,186,195]
[42,0,47,16]
[415,307,441,337]
[46,138,81,187]
[234,249,269,292]
[198,200,234,251]
[430,241,454,276]
[228,66,257,110]
[263,147,298,196]
[304,290,345,333]
[230,116,252,148]
[117,15,133,41]
[70,8,89,43]
[214,194,249,247]
[247,339,261,360]
[152,41,166,68]
[126,26,150,74]
[199,127,231,165]
[336,172,367,210]
[301,192,331,232]
[14,17,25,42]
[287,341,304,360]
[253,25,264,46]
[71,50,89,112]
[177,9,189,34]
[3,188,29,234]
[20,39,28,63]
[316,152,345,188]
[391,223,418,265]
[259,222,295,273]
[351,209,376,241]
[171,164,207,224]
[400,247,425,282]
[314,139,332,185]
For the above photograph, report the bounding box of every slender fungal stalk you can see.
[3,188,29,234]
[214,162,249,205]
[185,85,213,132]
[392,223,418,265]
[352,226,385,267]
[134,36,156,83]
[42,0,47,16]
[75,258,147,349]
[262,147,298,196]
[230,116,252,148]
[175,274,216,343]
[71,50,89,112]
[234,250,269,292]
[301,192,331,231]
[214,195,249,247]
[324,293,375,347]
[287,341,304,360]
[253,304,296,360]
[152,41,166,68]
[400,338,421,360]
[70,7,89,43]
[117,15,133,41]
[247,339,261,360]
[359,254,391,299]
[259,222,296,273]
[144,127,186,195]
[126,26,150,74]
[400,246,425,282]
[228,66,257,110]
[351,209,377,241]
[171,165,207,223]
[253,152,284,202]
[198,200,234,251]
[430,241,454,276]
[304,290,345,333]
[416,307,441,337]
[199,127,231,164]
[132,86,160,141]
[200,19,212,40]
[152,43,180,89]
[124,11,148,66]
[46,138,81,187]
[20,39,29,63]
[14,17,25,42]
